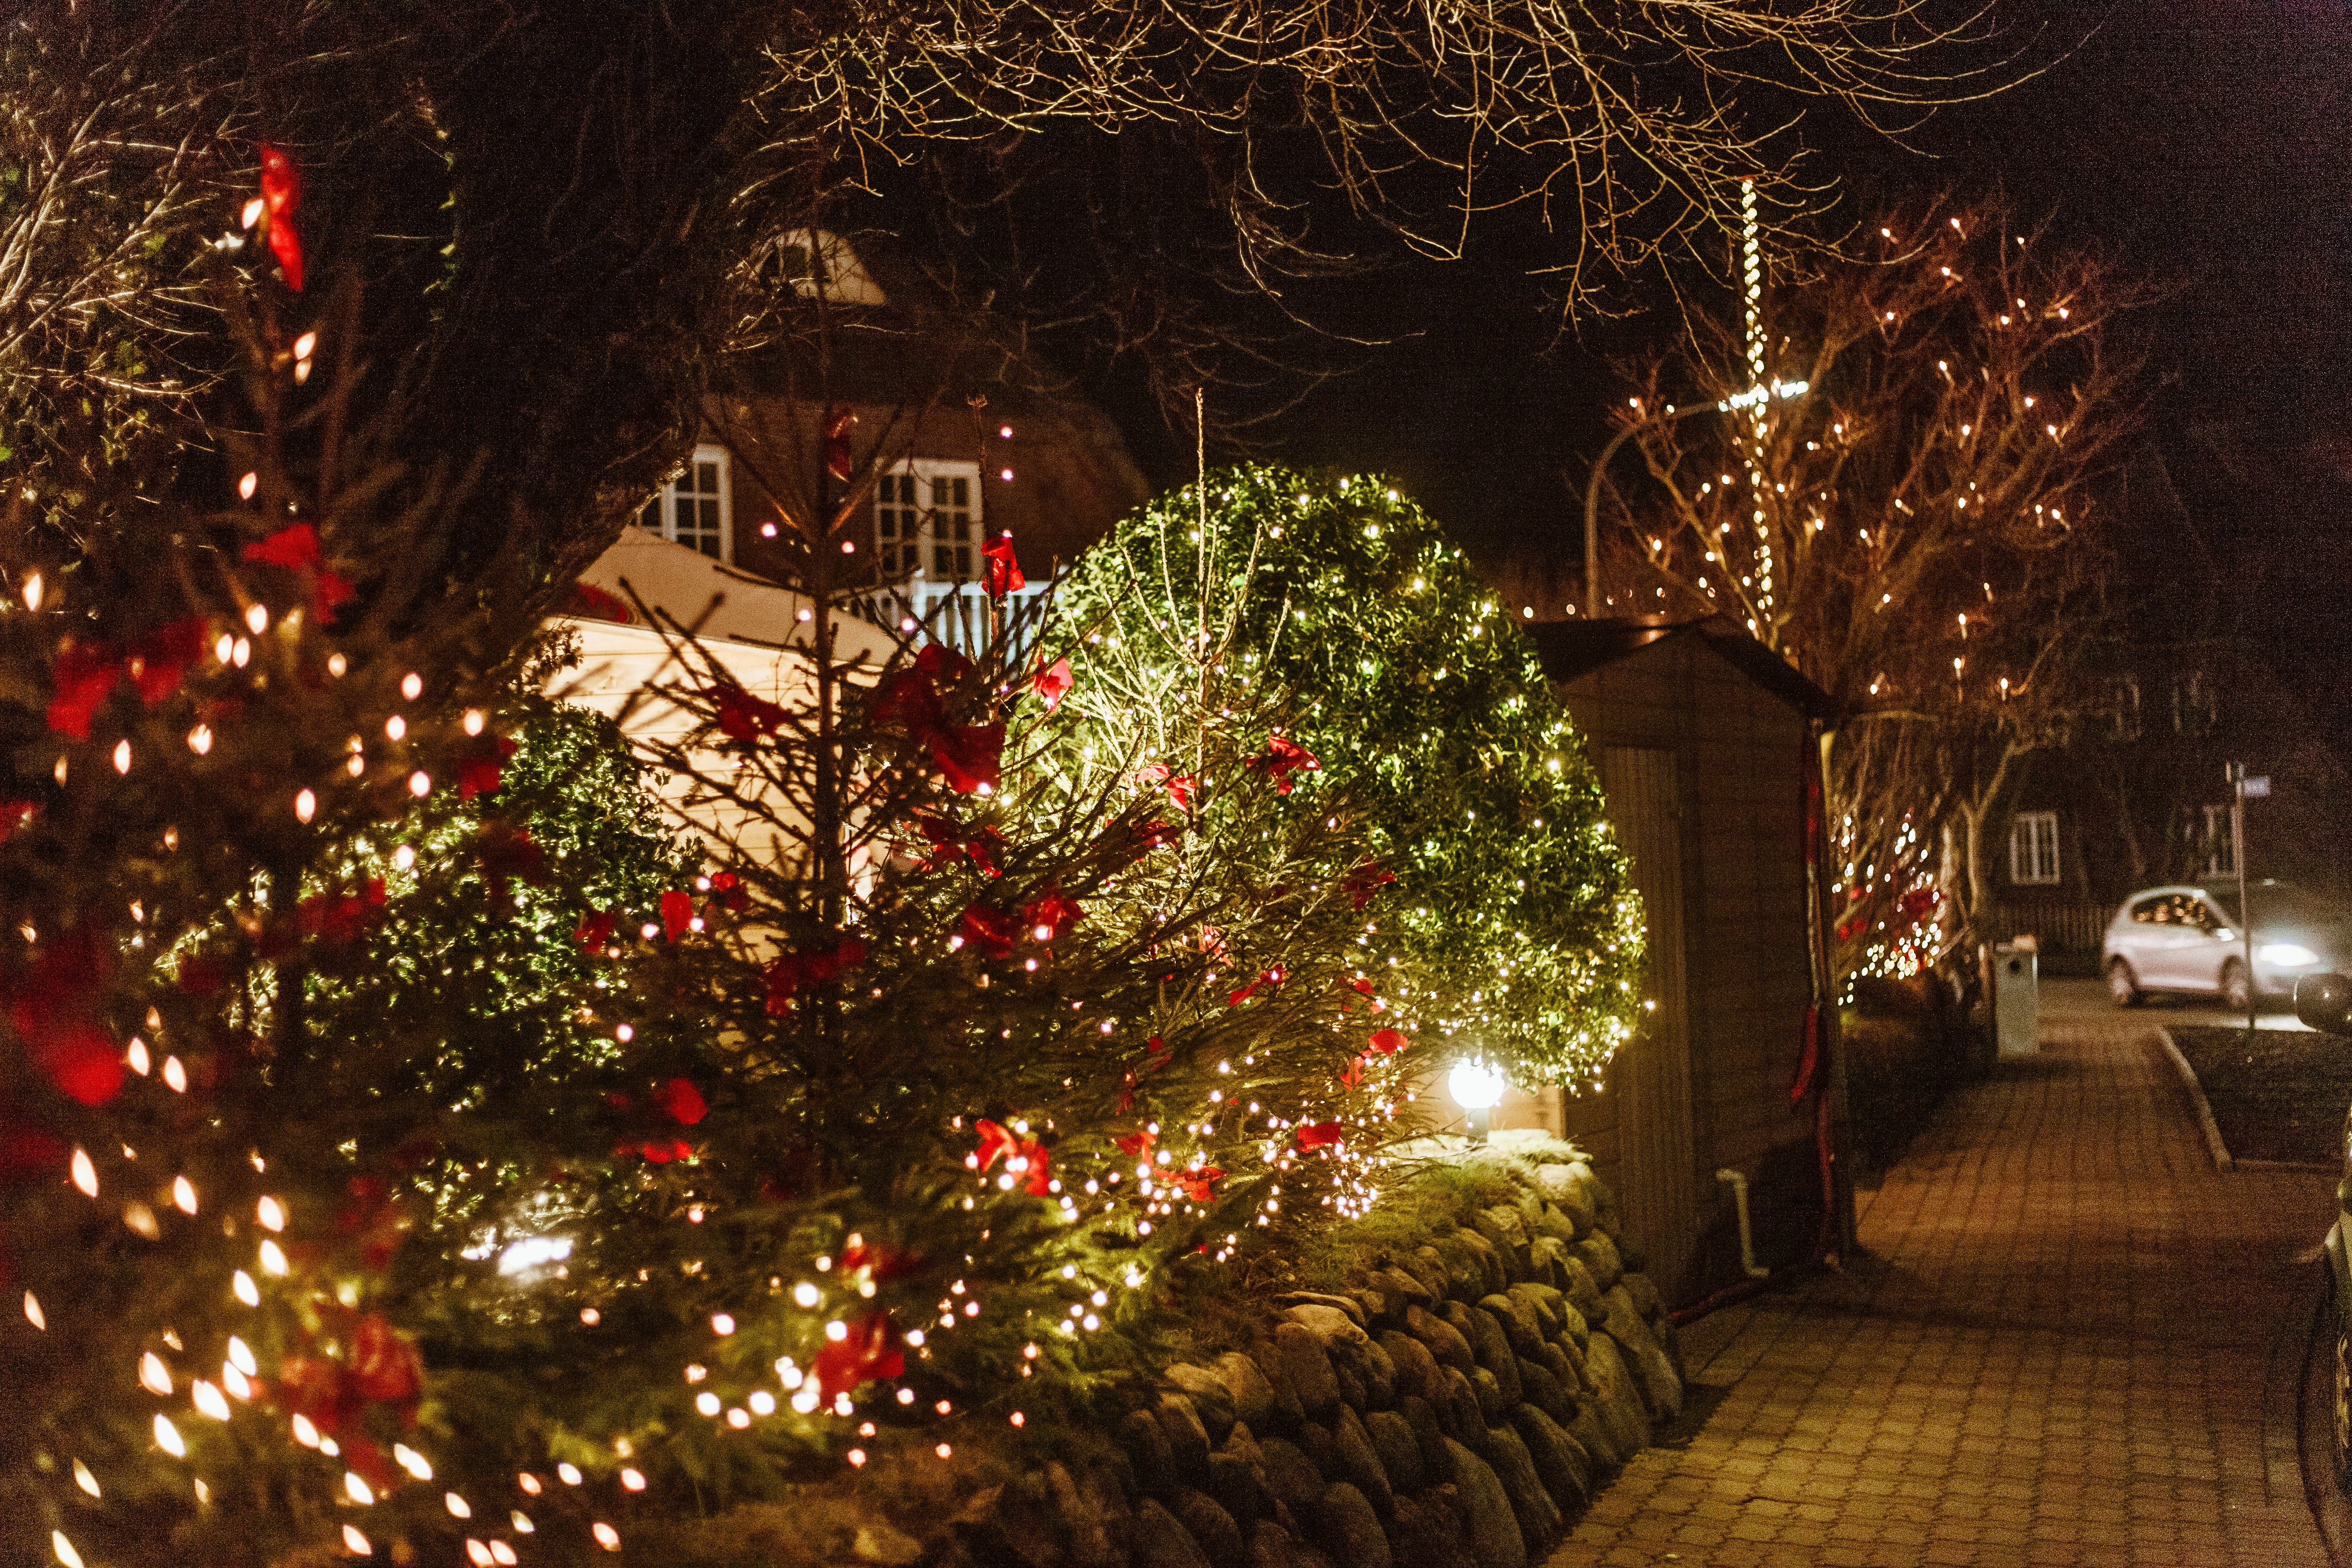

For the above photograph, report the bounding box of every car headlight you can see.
[2259,942,2320,967]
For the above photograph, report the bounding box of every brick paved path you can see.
[1546,1019,2340,1568]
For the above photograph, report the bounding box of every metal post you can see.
[2233,762,2252,1033]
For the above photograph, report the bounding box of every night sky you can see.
[1095,0,2352,733]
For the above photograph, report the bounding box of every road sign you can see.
[2243,776,2270,797]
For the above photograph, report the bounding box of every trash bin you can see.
[1993,938,2038,1059]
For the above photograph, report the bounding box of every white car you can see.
[2102,881,2346,1011]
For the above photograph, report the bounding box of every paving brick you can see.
[1537,1016,2339,1568]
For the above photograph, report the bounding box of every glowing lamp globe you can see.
[1448,1057,1506,1143]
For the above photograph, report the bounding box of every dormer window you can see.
[875,460,979,582]
[638,444,732,562]
[762,229,888,306]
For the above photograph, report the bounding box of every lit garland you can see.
[1054,466,1643,1087]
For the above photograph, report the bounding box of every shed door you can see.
[1601,746,1699,1300]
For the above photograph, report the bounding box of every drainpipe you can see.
[1716,1168,1772,1279]
[1671,717,1847,1327]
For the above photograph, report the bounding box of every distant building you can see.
[624,228,1150,645]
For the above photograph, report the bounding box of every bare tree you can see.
[1590,196,2156,980]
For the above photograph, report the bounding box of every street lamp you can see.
[1447,1057,1507,1144]
[1580,379,1808,619]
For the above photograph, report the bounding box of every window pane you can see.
[952,477,968,506]
[696,462,720,494]
[932,476,950,506]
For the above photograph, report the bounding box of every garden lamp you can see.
[1448,1057,1506,1144]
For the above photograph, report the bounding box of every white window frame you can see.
[2008,810,2060,886]
[874,459,981,585]
[638,444,732,562]
[2202,802,2238,877]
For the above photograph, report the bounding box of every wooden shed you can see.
[1514,614,1849,1308]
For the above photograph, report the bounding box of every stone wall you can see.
[951,1147,1681,1568]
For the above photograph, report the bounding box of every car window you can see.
[2130,897,2166,924]
[2186,900,2226,931]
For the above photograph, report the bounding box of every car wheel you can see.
[2107,959,2142,1008]
[2222,959,2253,1013]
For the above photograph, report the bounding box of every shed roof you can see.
[1526,614,1838,720]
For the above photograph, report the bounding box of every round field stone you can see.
[1313,1483,1390,1568]
[1364,1408,1426,1493]
[1485,1423,1562,1546]
[1134,1497,1214,1568]
[1379,1328,1440,1400]
[1169,1364,1238,1444]
[1273,1322,1343,1419]
[1217,1350,1283,1431]
[1440,1437,1527,1568]
[1257,1434,1327,1513]
[1173,1486,1245,1568]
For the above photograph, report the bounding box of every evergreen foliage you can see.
[1056,467,1643,1085]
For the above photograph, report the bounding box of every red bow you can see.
[712,686,788,743]
[46,620,208,739]
[1247,735,1320,793]
[257,144,304,291]
[956,904,1017,959]
[824,407,856,482]
[457,737,518,801]
[812,1310,903,1400]
[661,1078,707,1126]
[8,928,124,1106]
[839,1237,919,1281]
[973,1118,1052,1195]
[763,937,869,1013]
[1137,764,1197,812]
[1342,861,1396,911]
[1226,966,1286,1008]
[984,533,1026,595]
[1368,1027,1408,1056]
[874,647,1002,795]
[1032,657,1073,713]
[244,524,356,623]
[916,815,1004,878]
[1176,1167,1225,1204]
[1115,1127,1156,1158]
[932,722,1004,796]
[575,910,616,954]
[1296,1120,1344,1151]
[1022,886,1083,944]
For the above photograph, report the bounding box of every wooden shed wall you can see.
[1554,634,1823,1305]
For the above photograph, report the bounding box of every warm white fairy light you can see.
[152,1413,186,1457]
[70,1147,97,1198]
